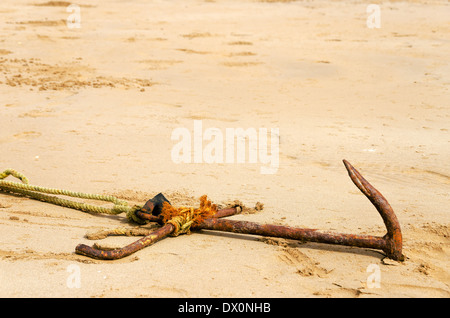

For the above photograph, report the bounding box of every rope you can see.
[0,169,144,223]
[166,207,196,236]
[160,195,217,236]
[0,169,220,230]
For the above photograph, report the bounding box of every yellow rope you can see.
[166,207,196,236]
[0,169,221,230]
[0,169,143,222]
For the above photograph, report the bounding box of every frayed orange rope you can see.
[160,195,217,236]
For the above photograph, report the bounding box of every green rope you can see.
[0,169,145,223]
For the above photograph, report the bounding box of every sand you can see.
[0,0,449,298]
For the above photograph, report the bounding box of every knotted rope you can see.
[0,169,142,222]
[160,195,217,236]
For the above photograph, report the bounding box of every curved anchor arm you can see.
[343,160,404,261]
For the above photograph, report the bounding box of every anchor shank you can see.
[193,218,387,251]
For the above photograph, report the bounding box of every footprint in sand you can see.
[278,246,329,278]
[261,238,329,277]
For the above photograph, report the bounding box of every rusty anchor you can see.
[75,160,404,260]
[75,160,404,261]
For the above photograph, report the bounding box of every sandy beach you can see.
[0,0,449,298]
